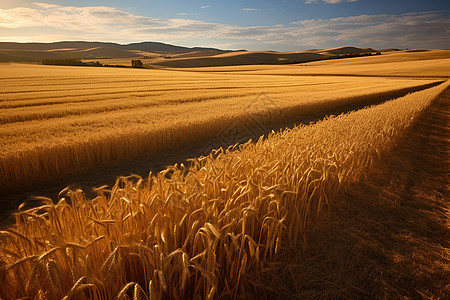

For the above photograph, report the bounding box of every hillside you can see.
[0,47,140,62]
[0,42,379,66]
[307,46,376,55]
[0,41,228,52]
[152,51,326,67]
[185,50,450,78]
[0,41,231,63]
[145,47,378,68]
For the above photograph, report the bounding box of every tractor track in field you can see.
[259,85,449,298]
[0,81,446,225]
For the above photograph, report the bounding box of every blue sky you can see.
[0,0,449,51]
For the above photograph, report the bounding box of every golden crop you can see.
[0,64,441,192]
[1,81,446,299]
[181,49,450,77]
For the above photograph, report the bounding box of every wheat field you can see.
[0,78,447,299]
[179,49,450,78]
[0,63,442,193]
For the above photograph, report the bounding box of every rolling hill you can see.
[0,41,229,52]
[0,41,232,63]
[152,51,327,67]
[152,47,378,68]
[0,41,380,67]
[0,47,140,62]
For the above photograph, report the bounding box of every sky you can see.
[0,0,449,51]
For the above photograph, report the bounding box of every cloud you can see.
[242,8,262,11]
[0,3,448,51]
[0,3,164,30]
[286,11,450,49]
[201,5,210,9]
[305,0,358,4]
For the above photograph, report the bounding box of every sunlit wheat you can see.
[0,81,446,299]
[0,64,442,192]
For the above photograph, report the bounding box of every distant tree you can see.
[132,60,144,68]
[42,58,85,66]
[42,58,104,67]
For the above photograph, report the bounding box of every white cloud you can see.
[243,8,262,11]
[201,5,210,9]
[305,0,358,4]
[0,3,164,30]
[0,3,448,51]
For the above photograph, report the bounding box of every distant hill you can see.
[121,42,232,53]
[0,47,140,62]
[153,51,327,68]
[153,47,379,68]
[0,41,230,53]
[0,42,382,67]
[0,41,235,62]
[315,46,376,55]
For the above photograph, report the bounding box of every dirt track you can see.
[258,86,449,298]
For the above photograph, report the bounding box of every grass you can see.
[0,81,447,299]
[0,63,442,193]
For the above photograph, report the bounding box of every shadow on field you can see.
[252,87,449,299]
[0,81,444,224]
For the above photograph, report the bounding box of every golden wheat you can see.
[180,49,450,77]
[0,81,447,299]
[0,64,442,192]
